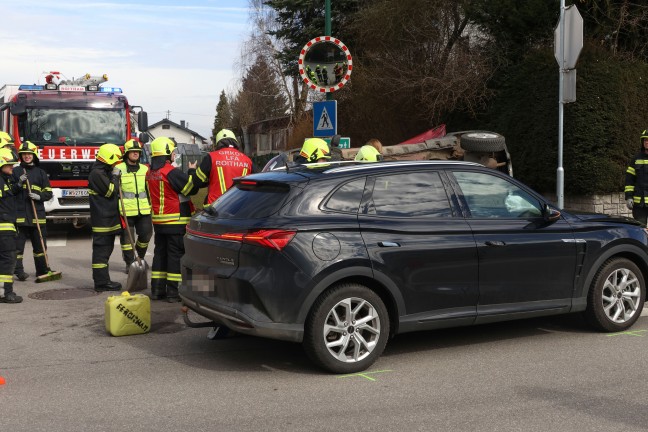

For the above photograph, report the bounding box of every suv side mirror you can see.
[543,204,561,222]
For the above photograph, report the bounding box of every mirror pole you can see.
[325,0,333,101]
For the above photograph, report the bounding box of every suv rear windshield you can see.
[212,182,294,219]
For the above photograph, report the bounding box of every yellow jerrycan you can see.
[105,291,151,336]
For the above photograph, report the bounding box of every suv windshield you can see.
[24,108,126,145]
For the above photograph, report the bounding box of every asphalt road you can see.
[2,224,648,432]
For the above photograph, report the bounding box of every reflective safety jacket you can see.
[147,157,197,234]
[194,147,252,204]
[12,163,52,226]
[0,173,18,234]
[88,161,121,235]
[625,152,648,206]
[116,161,151,216]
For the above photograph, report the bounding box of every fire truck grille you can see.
[59,197,90,206]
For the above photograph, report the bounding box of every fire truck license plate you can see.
[61,189,89,197]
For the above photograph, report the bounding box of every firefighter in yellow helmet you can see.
[295,138,331,164]
[12,141,53,281]
[625,130,648,223]
[355,138,384,162]
[115,139,152,273]
[147,136,198,301]
[88,143,123,291]
[0,132,18,159]
[0,148,22,303]
[193,129,253,205]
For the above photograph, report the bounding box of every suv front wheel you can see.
[304,283,390,374]
[585,257,645,332]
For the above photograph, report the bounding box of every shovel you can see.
[117,177,148,292]
[25,178,62,283]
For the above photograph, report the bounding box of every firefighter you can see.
[115,139,152,272]
[0,132,18,159]
[147,137,198,301]
[355,139,384,162]
[0,148,22,303]
[12,141,53,281]
[626,130,648,224]
[89,143,123,292]
[194,129,253,205]
[294,138,331,164]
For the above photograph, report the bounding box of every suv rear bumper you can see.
[180,294,304,343]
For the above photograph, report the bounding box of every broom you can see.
[25,177,62,283]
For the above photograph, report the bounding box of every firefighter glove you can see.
[627,199,634,210]
[18,173,28,185]
[28,192,40,201]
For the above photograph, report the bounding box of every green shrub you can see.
[450,44,648,195]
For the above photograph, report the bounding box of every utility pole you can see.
[557,0,565,209]
[325,0,333,102]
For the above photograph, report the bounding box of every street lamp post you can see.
[325,0,333,101]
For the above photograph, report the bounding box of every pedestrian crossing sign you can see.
[313,101,337,137]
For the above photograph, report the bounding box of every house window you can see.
[162,125,170,129]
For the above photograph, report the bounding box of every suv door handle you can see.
[485,241,506,247]
[378,241,401,247]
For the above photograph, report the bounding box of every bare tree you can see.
[234,0,310,124]
[345,0,495,135]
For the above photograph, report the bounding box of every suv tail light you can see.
[188,228,296,251]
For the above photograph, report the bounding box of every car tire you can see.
[585,258,645,332]
[304,283,390,374]
[460,131,506,152]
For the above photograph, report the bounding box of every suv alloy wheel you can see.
[304,284,390,374]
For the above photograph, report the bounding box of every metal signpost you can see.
[554,1,583,209]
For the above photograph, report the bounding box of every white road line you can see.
[47,238,67,247]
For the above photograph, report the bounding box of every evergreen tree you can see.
[212,90,232,143]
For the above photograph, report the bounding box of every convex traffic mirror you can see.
[299,36,352,93]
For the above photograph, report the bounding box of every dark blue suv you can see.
[180,160,648,373]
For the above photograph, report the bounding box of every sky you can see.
[0,0,250,141]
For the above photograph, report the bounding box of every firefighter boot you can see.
[0,284,23,303]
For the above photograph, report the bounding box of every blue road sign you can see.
[313,101,337,137]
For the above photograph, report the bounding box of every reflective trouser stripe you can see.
[92,264,108,269]
[0,275,13,283]
[92,225,121,233]
[136,241,149,248]
[151,271,167,279]
[121,243,133,251]
[167,273,181,282]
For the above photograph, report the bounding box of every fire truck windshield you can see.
[24,108,127,146]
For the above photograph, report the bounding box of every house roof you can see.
[148,118,208,141]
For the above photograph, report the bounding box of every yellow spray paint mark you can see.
[607,329,648,337]
[336,370,393,381]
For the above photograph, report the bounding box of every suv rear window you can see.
[211,182,293,219]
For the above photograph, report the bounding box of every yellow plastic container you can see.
[105,291,151,336]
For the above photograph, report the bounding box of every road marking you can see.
[336,370,393,381]
[607,329,648,337]
[47,238,67,247]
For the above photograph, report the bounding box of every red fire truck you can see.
[0,72,149,226]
